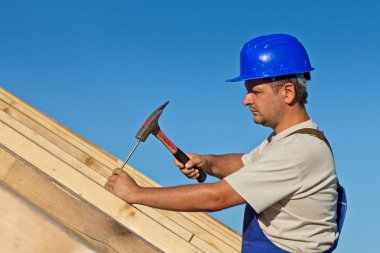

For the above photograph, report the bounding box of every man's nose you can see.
[243,93,253,106]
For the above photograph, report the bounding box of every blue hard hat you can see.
[226,34,314,82]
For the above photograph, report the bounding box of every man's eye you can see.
[246,89,260,94]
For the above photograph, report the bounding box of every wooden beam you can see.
[0,87,118,168]
[0,183,97,253]
[0,102,194,243]
[0,146,161,253]
[0,87,241,251]
[0,121,201,253]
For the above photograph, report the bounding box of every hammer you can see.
[121,101,207,183]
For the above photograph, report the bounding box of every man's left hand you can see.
[105,168,139,203]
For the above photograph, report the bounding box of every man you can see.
[105,34,344,252]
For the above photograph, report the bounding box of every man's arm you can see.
[175,153,244,180]
[105,168,245,212]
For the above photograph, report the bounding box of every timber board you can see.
[0,87,242,252]
[0,146,161,253]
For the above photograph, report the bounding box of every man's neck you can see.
[274,107,310,134]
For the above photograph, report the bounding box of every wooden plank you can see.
[0,183,97,253]
[0,87,242,251]
[0,99,112,179]
[0,99,240,253]
[0,104,194,243]
[0,103,107,184]
[0,88,242,252]
[0,87,118,169]
[0,146,161,253]
[0,121,202,253]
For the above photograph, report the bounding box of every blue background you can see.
[1,1,379,252]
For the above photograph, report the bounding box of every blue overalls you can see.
[241,184,347,253]
[241,129,347,252]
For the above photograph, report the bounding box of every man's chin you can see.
[253,116,268,126]
[253,116,262,124]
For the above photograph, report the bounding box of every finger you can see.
[112,168,122,175]
[105,179,114,186]
[104,181,113,191]
[174,158,185,169]
[180,167,194,175]
[184,160,197,169]
[174,153,198,169]
[183,155,201,169]
[107,175,118,182]
[180,167,200,179]
[188,169,200,179]
[106,186,114,193]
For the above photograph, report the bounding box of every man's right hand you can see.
[174,153,208,180]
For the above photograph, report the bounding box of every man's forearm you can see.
[204,154,244,179]
[129,180,244,212]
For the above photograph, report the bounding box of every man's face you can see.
[243,79,284,129]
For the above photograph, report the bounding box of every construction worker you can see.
[105,34,346,253]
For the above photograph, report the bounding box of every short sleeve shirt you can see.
[225,120,338,253]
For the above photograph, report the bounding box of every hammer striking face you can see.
[135,101,169,142]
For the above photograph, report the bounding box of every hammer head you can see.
[135,101,169,142]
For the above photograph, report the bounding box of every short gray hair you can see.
[270,75,308,107]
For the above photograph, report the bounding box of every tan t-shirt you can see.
[225,120,338,253]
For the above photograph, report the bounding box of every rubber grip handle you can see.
[174,149,207,183]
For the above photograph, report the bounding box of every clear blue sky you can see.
[1,1,379,252]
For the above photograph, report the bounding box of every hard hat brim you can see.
[225,76,246,82]
[226,68,315,83]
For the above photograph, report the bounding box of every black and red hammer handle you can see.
[173,148,207,183]
[155,130,207,183]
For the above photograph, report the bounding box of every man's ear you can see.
[282,82,297,105]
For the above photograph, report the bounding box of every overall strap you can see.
[286,128,333,153]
